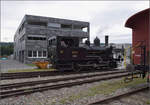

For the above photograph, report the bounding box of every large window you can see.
[28,51,32,57]
[38,51,42,57]
[28,50,47,58]
[61,24,72,29]
[27,37,46,40]
[33,51,37,57]
[43,51,47,57]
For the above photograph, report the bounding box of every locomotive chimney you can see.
[105,35,109,46]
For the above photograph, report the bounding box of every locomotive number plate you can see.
[72,51,78,54]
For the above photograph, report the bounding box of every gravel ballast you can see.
[0,77,148,105]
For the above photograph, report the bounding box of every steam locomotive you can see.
[48,35,117,71]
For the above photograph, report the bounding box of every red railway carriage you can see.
[125,8,149,67]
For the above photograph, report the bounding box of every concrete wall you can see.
[14,15,90,64]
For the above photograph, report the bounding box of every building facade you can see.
[14,15,90,63]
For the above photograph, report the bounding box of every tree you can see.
[0,43,14,56]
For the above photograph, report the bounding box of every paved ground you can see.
[0,58,129,73]
[0,59,36,72]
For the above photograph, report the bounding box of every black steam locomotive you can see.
[48,36,117,71]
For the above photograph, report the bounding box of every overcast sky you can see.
[1,1,149,43]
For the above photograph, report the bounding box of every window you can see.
[43,51,47,57]
[38,51,42,57]
[33,51,37,57]
[27,37,46,40]
[49,39,56,46]
[61,24,72,29]
[49,40,52,46]
[48,23,61,28]
[73,25,82,31]
[28,50,47,58]
[82,27,88,32]
[28,37,33,40]
[28,51,32,57]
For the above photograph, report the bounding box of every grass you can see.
[87,77,146,95]
[59,77,147,104]
[146,100,150,105]
[6,68,56,73]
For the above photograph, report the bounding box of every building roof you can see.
[25,14,89,26]
[125,8,149,28]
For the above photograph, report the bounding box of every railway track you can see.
[0,70,127,90]
[0,69,120,80]
[0,71,141,99]
[89,85,149,105]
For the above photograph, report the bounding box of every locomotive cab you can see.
[48,36,86,70]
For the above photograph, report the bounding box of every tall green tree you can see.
[0,43,14,56]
